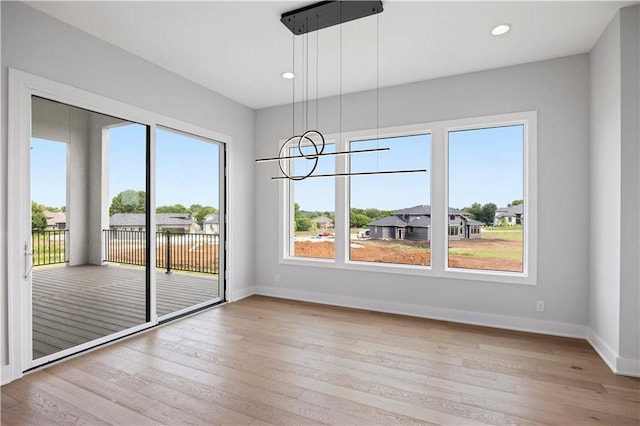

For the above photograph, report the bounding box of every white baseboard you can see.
[616,356,640,378]
[255,285,587,339]
[586,329,618,373]
[1,364,19,386]
[585,329,640,377]
[229,285,256,302]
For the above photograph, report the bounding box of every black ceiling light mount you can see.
[281,1,383,35]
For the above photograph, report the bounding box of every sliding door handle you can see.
[24,249,33,279]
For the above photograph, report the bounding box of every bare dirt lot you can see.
[294,238,523,272]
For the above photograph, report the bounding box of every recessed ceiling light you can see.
[491,24,511,36]
[281,71,295,79]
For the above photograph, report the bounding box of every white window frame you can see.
[279,112,537,286]
[280,138,338,264]
[443,112,536,283]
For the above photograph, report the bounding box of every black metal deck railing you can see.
[103,229,219,275]
[32,230,68,266]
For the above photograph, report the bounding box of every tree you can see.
[295,216,311,232]
[156,204,188,214]
[110,190,146,215]
[461,202,497,225]
[511,199,523,206]
[293,203,311,231]
[189,204,203,213]
[350,211,370,228]
[462,202,483,220]
[192,206,218,226]
[31,202,47,230]
[479,203,497,225]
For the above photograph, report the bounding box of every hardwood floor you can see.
[2,296,639,425]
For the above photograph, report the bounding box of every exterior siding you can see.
[406,227,429,241]
[381,227,396,239]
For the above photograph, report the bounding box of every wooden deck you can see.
[32,264,219,360]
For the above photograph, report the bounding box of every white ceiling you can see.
[26,1,635,110]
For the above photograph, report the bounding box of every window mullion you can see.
[430,124,446,274]
[334,136,347,266]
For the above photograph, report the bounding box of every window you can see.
[349,134,431,266]
[281,112,536,284]
[289,142,335,260]
[448,125,524,273]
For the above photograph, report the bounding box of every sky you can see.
[293,125,524,212]
[31,138,67,208]
[31,123,522,213]
[31,124,220,210]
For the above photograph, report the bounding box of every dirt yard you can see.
[294,238,523,272]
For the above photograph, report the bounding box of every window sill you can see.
[279,256,535,285]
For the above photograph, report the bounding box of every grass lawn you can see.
[481,225,523,241]
[449,226,523,266]
[448,243,522,262]
[363,241,430,252]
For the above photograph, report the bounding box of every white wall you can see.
[255,55,591,335]
[589,5,640,376]
[618,5,640,372]
[1,2,255,369]
[589,12,622,360]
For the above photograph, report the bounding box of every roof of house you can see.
[394,205,431,216]
[44,211,66,226]
[369,216,408,227]
[394,205,467,217]
[408,216,431,228]
[448,207,466,215]
[312,216,333,224]
[203,214,219,224]
[110,213,195,227]
[495,204,523,217]
[372,210,481,228]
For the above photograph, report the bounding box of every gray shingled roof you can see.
[408,216,431,227]
[394,205,431,215]
[394,205,467,216]
[203,214,219,224]
[110,213,194,227]
[368,216,408,227]
[495,204,523,218]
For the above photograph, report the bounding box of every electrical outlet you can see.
[536,300,545,312]
[275,274,280,283]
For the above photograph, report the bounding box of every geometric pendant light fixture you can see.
[255,1,427,180]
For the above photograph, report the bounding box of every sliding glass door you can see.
[23,95,225,369]
[155,127,224,319]
[30,96,151,365]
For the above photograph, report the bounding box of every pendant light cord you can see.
[305,27,309,133]
[376,11,380,171]
[339,3,343,153]
[292,18,295,136]
[316,14,319,131]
